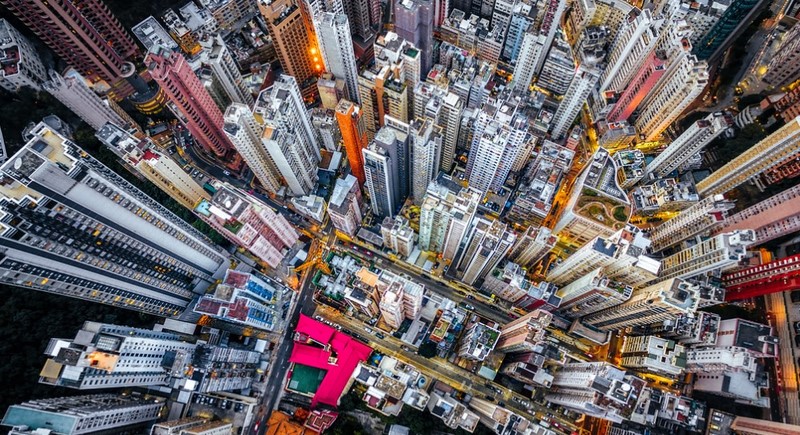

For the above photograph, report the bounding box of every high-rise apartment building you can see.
[2,394,163,434]
[466,122,518,193]
[545,362,646,423]
[598,9,659,95]
[317,13,360,104]
[457,322,501,361]
[437,92,464,173]
[763,24,800,89]
[606,50,666,123]
[363,141,397,218]
[381,216,416,257]
[717,184,800,246]
[410,118,443,203]
[453,218,516,285]
[495,310,552,353]
[336,100,369,184]
[583,278,701,331]
[658,230,755,281]
[195,183,298,268]
[1,0,138,93]
[39,321,196,389]
[418,174,481,261]
[206,35,254,107]
[554,148,631,247]
[621,335,686,376]
[393,0,434,74]
[97,123,210,210]
[147,47,234,159]
[692,0,768,62]
[508,226,556,268]
[253,75,321,195]
[696,116,800,196]
[0,122,229,317]
[643,111,732,180]
[634,57,708,142]
[649,194,735,252]
[551,62,601,140]
[328,175,364,236]
[534,0,569,76]
[507,140,574,227]
[502,3,536,63]
[0,19,47,92]
[259,0,321,100]
[557,268,633,319]
[536,34,575,95]
[42,69,132,132]
[511,32,544,92]
[223,104,282,195]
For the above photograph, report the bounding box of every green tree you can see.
[329,414,365,435]
[418,341,437,358]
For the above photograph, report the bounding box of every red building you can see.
[147,47,235,160]
[1,0,139,95]
[607,51,666,123]
[335,100,368,185]
[723,254,800,301]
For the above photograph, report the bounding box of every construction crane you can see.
[287,240,331,289]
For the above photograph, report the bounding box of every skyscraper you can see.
[253,75,321,196]
[223,104,282,195]
[363,140,397,218]
[393,0,434,74]
[195,184,299,268]
[762,24,800,89]
[554,148,631,247]
[495,310,552,353]
[147,46,235,160]
[508,226,556,268]
[206,35,254,107]
[556,269,633,319]
[533,0,569,76]
[598,9,659,95]
[437,92,464,173]
[642,111,732,180]
[658,230,755,281]
[545,362,645,423]
[550,62,601,140]
[410,118,443,203]
[43,70,132,132]
[328,174,364,236]
[696,116,800,196]
[39,321,196,389]
[317,13,361,104]
[0,19,47,92]
[2,394,163,434]
[96,123,210,210]
[453,218,516,285]
[1,0,139,94]
[335,100,369,184]
[418,174,481,260]
[634,56,708,142]
[692,0,768,62]
[0,122,229,317]
[605,50,667,124]
[511,32,545,91]
[259,0,322,100]
[649,194,735,252]
[583,278,701,332]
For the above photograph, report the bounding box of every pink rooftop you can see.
[288,314,373,408]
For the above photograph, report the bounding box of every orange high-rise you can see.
[335,99,368,184]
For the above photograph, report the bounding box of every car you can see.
[364,326,373,333]
[484,395,495,402]
[795,334,800,347]
[315,315,323,321]
[401,345,412,352]
[498,401,506,407]
[375,332,385,339]
[467,295,475,300]
[464,304,475,311]
[223,170,231,176]
[794,322,800,333]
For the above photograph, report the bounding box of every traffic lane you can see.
[335,242,512,324]
[315,305,579,432]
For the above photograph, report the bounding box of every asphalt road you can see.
[253,270,318,434]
